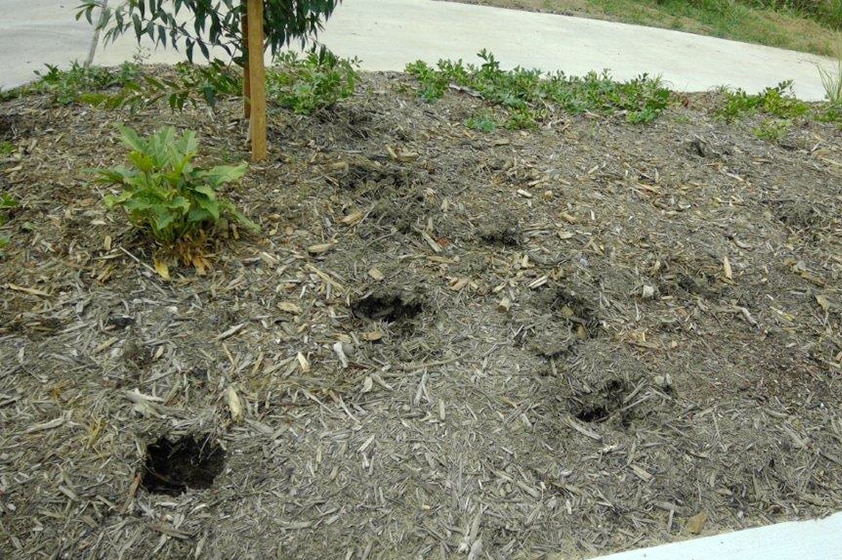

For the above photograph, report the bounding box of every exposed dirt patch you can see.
[141,434,227,495]
[1,71,841,560]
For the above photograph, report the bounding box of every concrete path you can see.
[1,0,838,100]
[583,510,842,560]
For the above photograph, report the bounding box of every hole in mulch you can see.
[351,290,424,324]
[478,217,521,248]
[106,315,135,330]
[575,405,610,423]
[140,434,226,495]
[570,378,629,424]
[542,287,600,338]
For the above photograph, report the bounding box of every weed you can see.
[0,141,14,158]
[754,118,791,142]
[716,80,809,121]
[267,48,359,114]
[406,50,671,128]
[466,110,500,132]
[95,126,258,247]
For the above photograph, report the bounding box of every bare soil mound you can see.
[1,72,841,559]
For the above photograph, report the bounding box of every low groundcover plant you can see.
[95,125,258,250]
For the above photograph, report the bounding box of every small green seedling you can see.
[754,118,791,143]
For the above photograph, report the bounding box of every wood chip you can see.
[278,302,302,314]
[307,243,335,255]
[686,510,708,535]
[341,211,364,225]
[449,277,470,291]
[25,412,69,434]
[225,385,244,423]
[7,283,50,297]
[215,323,245,341]
[563,415,603,441]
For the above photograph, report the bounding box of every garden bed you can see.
[1,71,841,559]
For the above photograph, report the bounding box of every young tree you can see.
[77,0,342,66]
[77,0,342,160]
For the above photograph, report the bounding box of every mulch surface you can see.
[1,71,841,559]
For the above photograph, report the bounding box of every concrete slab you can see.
[0,0,93,90]
[314,0,837,101]
[2,0,838,100]
[582,511,842,560]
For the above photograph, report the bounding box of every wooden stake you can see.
[245,0,267,161]
[242,8,250,119]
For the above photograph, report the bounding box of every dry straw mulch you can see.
[1,72,841,559]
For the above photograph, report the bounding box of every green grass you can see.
[453,0,842,57]
[406,50,671,128]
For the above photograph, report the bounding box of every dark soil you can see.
[1,71,841,560]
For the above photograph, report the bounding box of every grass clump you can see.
[0,141,15,158]
[95,126,257,249]
[406,50,671,128]
[267,48,359,115]
[817,56,842,107]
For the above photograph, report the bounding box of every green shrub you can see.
[137,59,243,112]
[95,126,257,246]
[267,48,359,114]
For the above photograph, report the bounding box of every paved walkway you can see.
[1,0,837,100]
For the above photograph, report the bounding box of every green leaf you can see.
[192,184,217,199]
[199,162,247,186]
[118,125,147,153]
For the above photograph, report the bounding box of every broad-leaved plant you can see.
[97,126,257,245]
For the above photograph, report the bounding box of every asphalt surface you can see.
[0,0,837,100]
